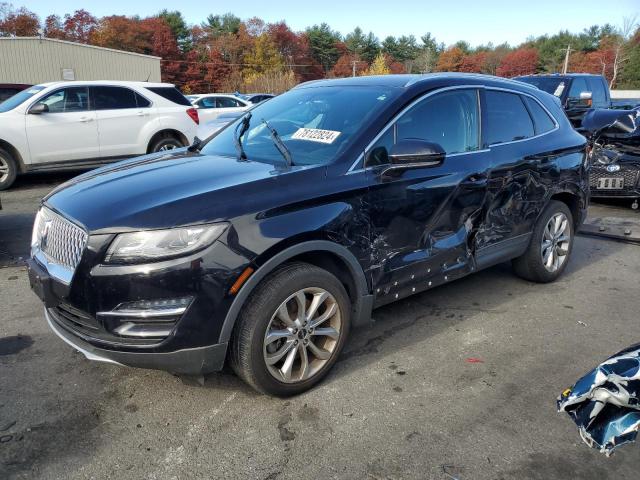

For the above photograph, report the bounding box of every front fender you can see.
[217,239,372,345]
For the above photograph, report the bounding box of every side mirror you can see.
[29,103,49,114]
[568,91,592,108]
[382,139,445,176]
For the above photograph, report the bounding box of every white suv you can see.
[0,81,199,190]
[188,94,250,124]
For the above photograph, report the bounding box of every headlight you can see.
[105,223,228,264]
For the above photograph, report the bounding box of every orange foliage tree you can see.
[496,48,538,77]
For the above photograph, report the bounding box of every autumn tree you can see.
[62,9,98,43]
[496,48,539,77]
[0,3,39,37]
[43,14,66,39]
[331,53,364,77]
[363,53,390,76]
[435,46,465,71]
[244,33,284,80]
[459,51,488,73]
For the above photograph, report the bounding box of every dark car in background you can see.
[240,93,275,104]
[27,74,588,396]
[582,108,640,207]
[515,74,611,127]
[0,83,31,102]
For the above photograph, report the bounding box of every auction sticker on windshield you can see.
[292,128,341,144]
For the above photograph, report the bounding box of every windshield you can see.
[516,77,567,97]
[200,85,398,166]
[0,85,46,112]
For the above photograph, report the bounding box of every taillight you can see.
[186,108,199,125]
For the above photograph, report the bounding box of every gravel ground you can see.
[1,173,639,480]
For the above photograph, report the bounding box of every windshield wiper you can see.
[234,112,252,160]
[261,119,293,167]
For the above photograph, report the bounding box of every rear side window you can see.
[396,89,480,154]
[484,91,534,145]
[587,77,608,108]
[523,96,556,135]
[145,87,191,106]
[197,97,217,108]
[135,92,151,108]
[217,97,243,108]
[93,86,137,110]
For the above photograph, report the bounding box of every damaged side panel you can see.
[365,153,492,307]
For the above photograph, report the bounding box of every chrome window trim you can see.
[347,83,561,173]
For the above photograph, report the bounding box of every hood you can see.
[45,150,324,233]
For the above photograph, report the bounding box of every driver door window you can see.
[40,87,89,112]
[366,89,480,167]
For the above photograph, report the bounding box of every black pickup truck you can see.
[515,74,611,127]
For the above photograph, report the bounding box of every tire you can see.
[230,262,351,396]
[0,147,18,191]
[149,134,183,153]
[512,200,574,283]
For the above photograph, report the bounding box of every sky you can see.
[23,0,639,47]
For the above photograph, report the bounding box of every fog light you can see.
[97,297,193,339]
[100,296,194,319]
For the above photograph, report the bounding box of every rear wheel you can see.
[230,262,351,396]
[149,134,183,153]
[0,148,17,191]
[512,200,574,283]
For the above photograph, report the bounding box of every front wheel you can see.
[0,148,18,191]
[512,200,574,283]
[230,262,351,396]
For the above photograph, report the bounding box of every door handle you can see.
[137,111,148,116]
[79,116,93,123]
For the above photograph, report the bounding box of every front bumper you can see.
[45,307,228,374]
[27,228,251,375]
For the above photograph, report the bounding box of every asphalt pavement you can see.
[1,173,640,479]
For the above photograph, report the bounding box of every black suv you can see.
[515,74,611,127]
[28,74,588,395]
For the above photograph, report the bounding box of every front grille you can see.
[54,303,101,331]
[33,207,87,271]
[589,165,640,195]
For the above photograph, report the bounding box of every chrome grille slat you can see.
[33,207,88,272]
[589,166,639,189]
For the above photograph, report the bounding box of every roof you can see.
[295,73,536,90]
[515,73,605,79]
[35,80,173,88]
[0,37,161,60]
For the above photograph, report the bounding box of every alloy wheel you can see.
[263,287,342,384]
[159,143,178,151]
[0,156,9,183]
[541,212,571,272]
